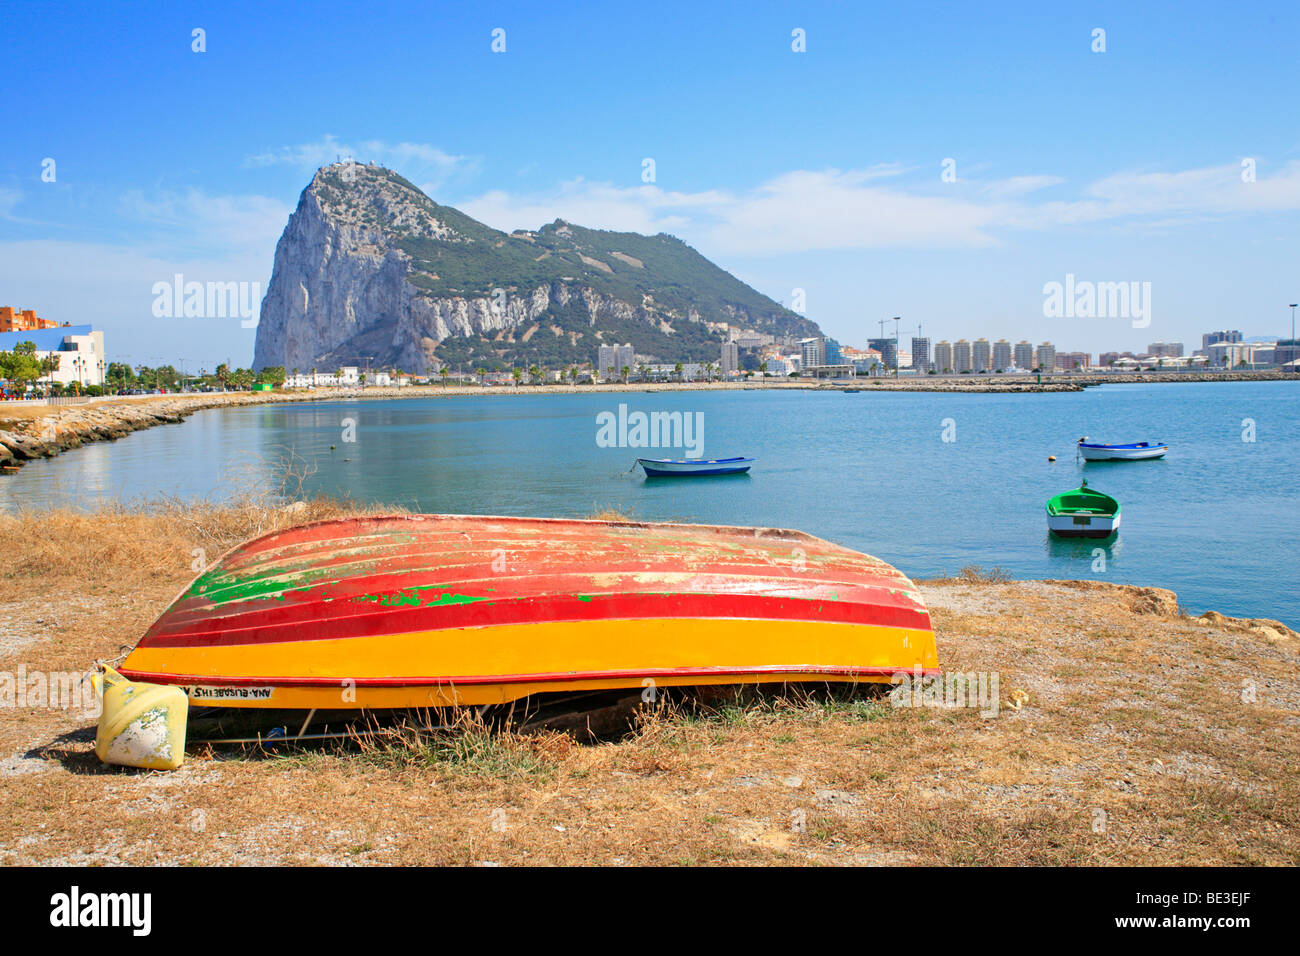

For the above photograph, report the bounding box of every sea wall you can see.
[0,369,1292,471]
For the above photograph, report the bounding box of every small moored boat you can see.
[638,456,754,476]
[1076,438,1168,461]
[1045,479,1121,538]
[117,514,936,712]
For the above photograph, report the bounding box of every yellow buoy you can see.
[90,666,188,771]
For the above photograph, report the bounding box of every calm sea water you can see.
[3,382,1296,625]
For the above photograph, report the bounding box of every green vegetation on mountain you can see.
[272,163,820,373]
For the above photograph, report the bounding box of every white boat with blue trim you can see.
[638,456,755,477]
[1077,438,1168,461]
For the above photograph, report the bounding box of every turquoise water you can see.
[3,382,1297,625]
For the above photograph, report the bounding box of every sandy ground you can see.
[0,505,1296,866]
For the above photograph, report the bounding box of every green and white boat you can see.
[1045,479,1121,538]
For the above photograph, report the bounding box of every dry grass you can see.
[0,500,1297,866]
[935,565,1016,584]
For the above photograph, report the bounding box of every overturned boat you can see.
[117,514,937,712]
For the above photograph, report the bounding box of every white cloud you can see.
[0,185,289,367]
[460,181,704,236]
[980,175,1066,198]
[245,134,476,193]
[459,168,1002,254]
[454,160,1300,256]
[0,188,22,219]
[0,239,270,367]
[1002,161,1300,229]
[703,169,999,253]
[119,188,290,253]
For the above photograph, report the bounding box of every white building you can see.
[1215,343,1270,367]
[0,324,106,387]
[284,366,361,388]
[643,362,708,381]
[598,343,635,381]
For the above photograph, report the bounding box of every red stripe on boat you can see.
[138,591,932,648]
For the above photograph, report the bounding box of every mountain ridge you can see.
[252,163,820,373]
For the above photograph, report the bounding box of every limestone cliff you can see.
[253,163,819,373]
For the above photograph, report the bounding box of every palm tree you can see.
[529,364,541,385]
[511,367,523,386]
[439,367,449,385]
[673,361,684,382]
[620,365,630,384]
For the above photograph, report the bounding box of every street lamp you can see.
[1291,304,1298,373]
[892,316,901,376]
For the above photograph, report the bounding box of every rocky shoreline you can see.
[0,369,1292,472]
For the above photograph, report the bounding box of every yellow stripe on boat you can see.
[122,616,936,708]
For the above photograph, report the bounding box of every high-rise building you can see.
[993,339,1012,371]
[933,340,953,373]
[824,337,844,365]
[1202,330,1242,352]
[911,336,931,373]
[1014,340,1034,370]
[972,338,991,373]
[1035,341,1056,372]
[800,337,826,368]
[953,339,972,373]
[598,343,635,380]
[720,340,739,375]
[1147,341,1184,358]
[1056,351,1090,370]
[867,337,898,370]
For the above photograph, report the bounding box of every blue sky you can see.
[2,0,1298,369]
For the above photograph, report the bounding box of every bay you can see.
[3,381,1296,626]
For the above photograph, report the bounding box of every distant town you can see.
[1,302,1297,397]
[595,326,1300,384]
